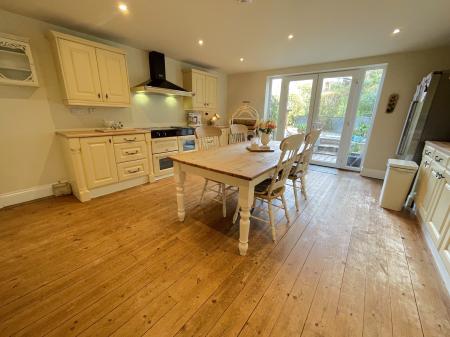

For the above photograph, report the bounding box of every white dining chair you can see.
[233,133,304,242]
[229,124,248,144]
[195,126,234,217]
[288,128,322,211]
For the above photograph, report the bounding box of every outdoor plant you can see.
[258,120,277,134]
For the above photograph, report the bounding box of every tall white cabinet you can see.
[50,31,130,107]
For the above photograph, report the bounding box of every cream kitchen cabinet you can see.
[425,170,450,245]
[50,31,130,107]
[80,136,118,189]
[183,69,218,111]
[413,141,450,291]
[57,130,155,202]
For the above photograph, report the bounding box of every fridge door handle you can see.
[397,100,418,155]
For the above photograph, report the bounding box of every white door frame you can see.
[309,69,362,168]
[275,74,319,141]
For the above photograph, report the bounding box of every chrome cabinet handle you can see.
[124,137,137,142]
[127,168,140,174]
[125,150,138,155]
[98,93,101,98]
[105,93,109,99]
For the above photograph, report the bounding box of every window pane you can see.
[312,76,353,165]
[284,80,313,136]
[346,69,384,168]
[267,78,281,122]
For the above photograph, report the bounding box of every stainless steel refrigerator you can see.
[396,70,450,163]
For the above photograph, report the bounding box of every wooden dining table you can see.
[170,141,282,256]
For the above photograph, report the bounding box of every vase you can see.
[260,132,270,146]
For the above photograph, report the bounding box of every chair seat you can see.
[254,178,284,197]
[288,164,305,179]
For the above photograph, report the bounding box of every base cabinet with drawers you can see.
[58,131,155,202]
[414,141,450,290]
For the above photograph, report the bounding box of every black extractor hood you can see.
[133,51,193,96]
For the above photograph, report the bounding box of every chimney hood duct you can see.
[133,51,192,96]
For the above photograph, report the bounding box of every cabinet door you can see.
[427,174,450,245]
[96,49,130,105]
[58,39,102,102]
[81,137,118,189]
[439,214,450,275]
[191,72,206,109]
[205,75,217,109]
[416,158,432,217]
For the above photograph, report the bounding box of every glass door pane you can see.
[311,73,353,166]
[284,79,315,137]
[345,68,384,168]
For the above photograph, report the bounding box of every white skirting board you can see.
[0,184,54,209]
[420,222,450,295]
[360,167,385,180]
[0,176,151,208]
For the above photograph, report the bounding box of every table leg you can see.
[238,184,254,256]
[174,162,186,222]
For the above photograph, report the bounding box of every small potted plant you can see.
[258,120,277,147]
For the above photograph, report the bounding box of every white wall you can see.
[0,9,227,199]
[227,46,450,178]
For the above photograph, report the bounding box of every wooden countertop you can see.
[426,141,450,155]
[56,128,149,138]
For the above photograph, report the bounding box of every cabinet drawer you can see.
[114,141,147,163]
[117,159,149,181]
[113,134,146,144]
[152,137,179,154]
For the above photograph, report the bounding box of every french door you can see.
[273,68,382,170]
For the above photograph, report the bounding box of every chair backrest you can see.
[267,133,305,196]
[294,128,322,174]
[195,126,222,151]
[229,124,248,144]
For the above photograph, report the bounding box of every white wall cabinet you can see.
[50,31,130,107]
[183,69,218,111]
[414,141,450,289]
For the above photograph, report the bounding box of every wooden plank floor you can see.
[0,169,449,337]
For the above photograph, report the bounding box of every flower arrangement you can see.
[258,120,277,134]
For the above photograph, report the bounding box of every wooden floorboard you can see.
[0,170,449,337]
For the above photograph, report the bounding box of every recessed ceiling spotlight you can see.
[237,0,253,4]
[288,34,294,40]
[240,57,244,62]
[198,39,204,46]
[118,3,128,12]
[393,28,401,34]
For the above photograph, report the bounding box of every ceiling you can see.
[1,0,450,73]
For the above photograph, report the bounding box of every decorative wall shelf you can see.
[0,32,39,87]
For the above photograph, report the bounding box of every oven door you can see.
[178,135,197,153]
[153,151,178,176]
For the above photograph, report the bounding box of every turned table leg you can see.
[174,162,186,222]
[238,184,254,256]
